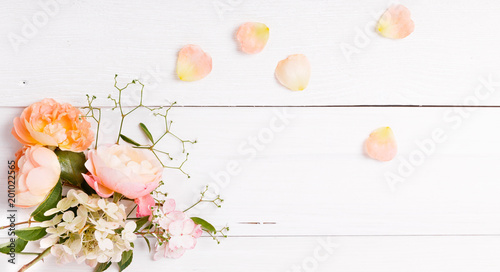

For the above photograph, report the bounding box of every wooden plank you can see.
[2,0,500,106]
[2,236,500,271]
[1,107,500,236]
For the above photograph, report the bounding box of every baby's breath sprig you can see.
[151,182,169,205]
[81,94,102,149]
[183,186,224,213]
[208,226,230,244]
[109,75,196,178]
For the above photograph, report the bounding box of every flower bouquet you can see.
[1,76,227,272]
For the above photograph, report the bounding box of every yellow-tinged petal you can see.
[377,5,414,39]
[275,54,311,91]
[236,22,270,54]
[365,127,397,162]
[176,45,212,82]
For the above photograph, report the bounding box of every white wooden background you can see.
[2,0,500,271]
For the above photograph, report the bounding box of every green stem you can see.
[0,220,30,230]
[94,108,101,149]
[127,204,138,218]
[183,200,202,213]
[18,246,52,272]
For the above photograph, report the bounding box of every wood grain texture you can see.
[2,236,500,272]
[1,0,499,271]
[1,107,499,236]
[2,0,500,106]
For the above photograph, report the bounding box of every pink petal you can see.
[158,217,172,230]
[135,194,155,217]
[15,191,45,208]
[365,127,398,162]
[12,117,36,145]
[236,22,270,54]
[82,173,114,198]
[25,168,59,196]
[275,54,311,91]
[168,236,183,250]
[31,146,61,172]
[162,199,176,214]
[153,244,166,261]
[165,246,185,259]
[192,225,202,238]
[180,236,196,249]
[377,5,415,39]
[24,119,58,146]
[168,220,183,236]
[84,150,97,176]
[176,45,212,82]
[96,167,158,199]
[182,219,195,234]
[167,211,186,222]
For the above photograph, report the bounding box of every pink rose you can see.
[12,98,94,152]
[15,146,61,208]
[135,194,156,217]
[82,144,163,199]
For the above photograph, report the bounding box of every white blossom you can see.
[40,190,136,267]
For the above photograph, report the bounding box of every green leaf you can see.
[31,181,62,222]
[55,150,87,187]
[142,236,151,252]
[16,227,47,241]
[120,134,141,146]
[94,262,111,272]
[191,217,216,234]
[118,250,133,271]
[139,123,154,143]
[113,193,123,203]
[134,216,150,232]
[0,238,28,254]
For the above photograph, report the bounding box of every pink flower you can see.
[82,144,163,199]
[135,194,156,217]
[275,54,311,91]
[157,199,186,230]
[153,218,202,260]
[15,146,61,207]
[365,127,398,161]
[176,45,212,82]
[236,22,270,54]
[168,219,202,251]
[377,5,415,39]
[154,243,185,260]
[12,98,94,152]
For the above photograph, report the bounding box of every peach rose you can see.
[15,146,61,208]
[12,98,94,152]
[82,144,163,199]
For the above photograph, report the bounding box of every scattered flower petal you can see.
[365,127,398,162]
[377,5,414,39]
[176,45,212,82]
[275,54,311,91]
[236,22,270,54]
